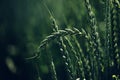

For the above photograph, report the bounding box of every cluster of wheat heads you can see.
[26,0,120,80]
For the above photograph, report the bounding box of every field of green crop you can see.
[0,0,120,80]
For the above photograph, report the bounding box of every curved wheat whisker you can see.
[25,53,40,60]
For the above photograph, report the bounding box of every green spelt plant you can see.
[25,0,120,80]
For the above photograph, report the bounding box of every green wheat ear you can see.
[45,5,75,79]
[111,0,120,69]
[84,0,104,79]
[24,0,120,80]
